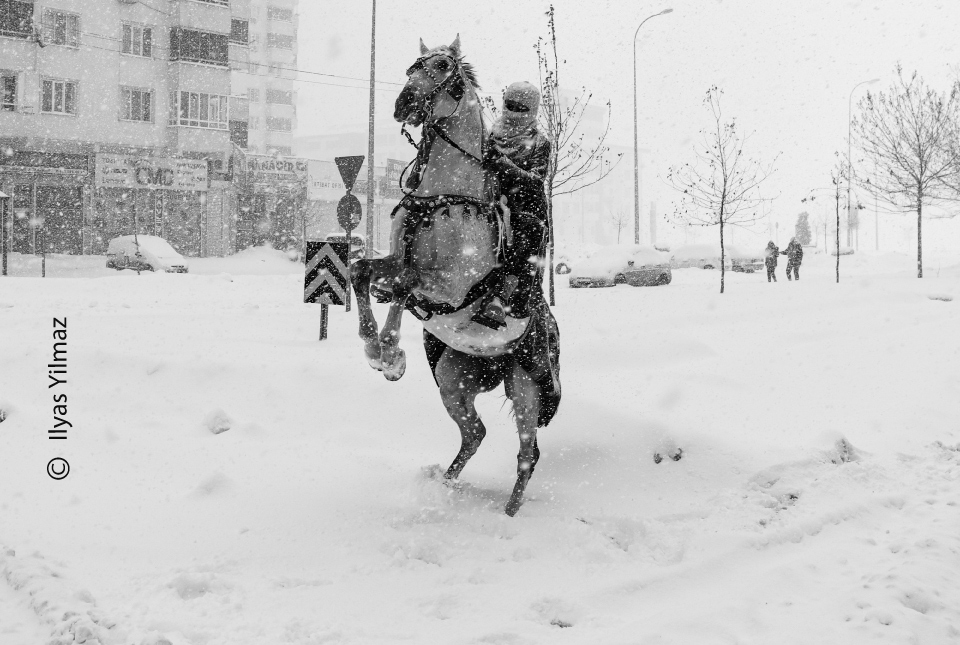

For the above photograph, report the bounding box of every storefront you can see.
[236,155,307,252]
[0,150,91,255]
[92,153,209,257]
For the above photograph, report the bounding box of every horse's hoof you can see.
[381,348,406,381]
[364,343,383,371]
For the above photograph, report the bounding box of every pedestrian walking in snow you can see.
[782,237,803,281]
[764,241,779,282]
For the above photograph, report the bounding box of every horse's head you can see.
[394,35,477,126]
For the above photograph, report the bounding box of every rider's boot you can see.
[471,276,518,330]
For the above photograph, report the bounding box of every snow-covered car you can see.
[553,244,598,275]
[670,244,731,270]
[106,235,189,273]
[728,246,765,273]
[324,233,365,261]
[568,245,672,288]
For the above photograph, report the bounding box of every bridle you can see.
[398,52,484,195]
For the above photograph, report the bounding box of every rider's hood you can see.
[495,81,540,136]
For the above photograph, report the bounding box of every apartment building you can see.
[0,0,296,257]
[228,0,297,157]
[224,0,301,250]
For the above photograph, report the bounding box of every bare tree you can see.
[535,4,622,304]
[803,154,847,283]
[610,208,629,243]
[666,87,776,293]
[853,67,960,278]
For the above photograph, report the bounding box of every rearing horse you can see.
[351,36,561,516]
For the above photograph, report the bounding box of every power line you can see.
[74,28,405,87]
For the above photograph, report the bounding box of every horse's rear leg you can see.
[504,364,541,517]
[435,349,488,480]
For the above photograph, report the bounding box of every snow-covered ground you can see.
[1,247,958,645]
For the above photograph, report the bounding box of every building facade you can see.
[0,0,301,258]
[228,0,297,158]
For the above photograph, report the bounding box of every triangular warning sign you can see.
[335,156,365,191]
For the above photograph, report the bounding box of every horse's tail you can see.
[514,296,561,428]
[536,301,561,427]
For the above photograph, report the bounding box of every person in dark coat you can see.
[474,81,552,328]
[764,241,779,282]
[782,237,803,281]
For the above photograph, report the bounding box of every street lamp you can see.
[633,8,672,244]
[847,77,879,249]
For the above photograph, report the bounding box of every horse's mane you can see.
[460,60,480,90]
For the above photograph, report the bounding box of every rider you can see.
[474,81,552,328]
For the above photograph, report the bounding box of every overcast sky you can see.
[299,0,960,233]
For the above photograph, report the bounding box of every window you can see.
[120,87,152,122]
[229,120,248,149]
[2,74,16,111]
[0,0,33,38]
[229,19,248,44]
[170,90,229,129]
[266,117,291,132]
[267,7,293,22]
[42,9,79,47]
[122,24,152,57]
[266,33,293,50]
[247,88,259,102]
[169,28,228,66]
[41,79,77,115]
[265,89,291,105]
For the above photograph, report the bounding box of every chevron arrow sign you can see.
[304,241,350,306]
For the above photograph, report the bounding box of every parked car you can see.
[554,244,599,275]
[830,245,855,256]
[106,235,189,273]
[670,244,730,270]
[727,245,765,273]
[568,245,671,288]
[324,233,365,260]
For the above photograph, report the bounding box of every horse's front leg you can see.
[350,258,384,370]
[378,295,409,381]
[504,363,542,517]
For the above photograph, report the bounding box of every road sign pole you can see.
[319,303,329,341]
[0,192,8,276]
[345,233,352,311]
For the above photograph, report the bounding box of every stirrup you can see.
[471,298,506,330]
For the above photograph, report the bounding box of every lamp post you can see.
[847,77,879,248]
[633,8,672,244]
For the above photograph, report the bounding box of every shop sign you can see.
[380,158,407,200]
[247,155,308,186]
[95,154,208,191]
[310,160,389,202]
[308,160,348,201]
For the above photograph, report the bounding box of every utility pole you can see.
[365,0,376,259]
